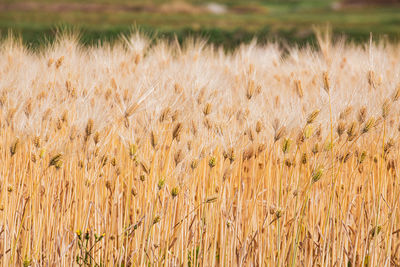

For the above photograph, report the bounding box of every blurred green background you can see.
[0,0,400,48]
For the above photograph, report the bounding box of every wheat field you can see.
[1,31,400,266]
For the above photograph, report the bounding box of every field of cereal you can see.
[1,31,400,266]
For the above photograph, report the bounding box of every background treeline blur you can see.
[344,0,399,3]
[0,0,399,48]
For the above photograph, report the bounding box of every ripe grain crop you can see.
[1,32,400,266]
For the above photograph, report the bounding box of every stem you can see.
[322,91,335,266]
[276,153,284,267]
